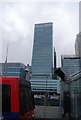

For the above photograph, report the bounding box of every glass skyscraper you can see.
[31,22,60,94]
[75,32,81,58]
[32,23,53,76]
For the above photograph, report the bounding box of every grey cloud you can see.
[79,1,81,32]
[1,2,79,66]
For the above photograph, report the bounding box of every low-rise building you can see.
[0,62,26,79]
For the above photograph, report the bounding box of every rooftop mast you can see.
[5,44,9,63]
[5,44,9,77]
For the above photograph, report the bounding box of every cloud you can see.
[0,2,79,66]
[0,0,80,2]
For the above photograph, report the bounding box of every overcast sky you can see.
[0,1,80,67]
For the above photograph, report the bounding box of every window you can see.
[19,81,31,115]
[2,85,11,112]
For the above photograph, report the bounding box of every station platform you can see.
[34,106,81,120]
[34,106,61,119]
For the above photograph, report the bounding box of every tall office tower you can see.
[54,48,56,69]
[52,48,57,79]
[31,22,60,94]
[32,23,53,76]
[75,32,81,72]
[75,32,81,58]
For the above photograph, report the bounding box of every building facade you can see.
[61,55,81,76]
[70,71,81,119]
[75,32,81,58]
[74,31,81,118]
[32,22,53,76]
[0,62,26,79]
[61,55,81,118]
[31,22,60,94]
[60,33,81,119]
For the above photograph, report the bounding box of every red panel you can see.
[11,81,20,112]
[0,77,20,112]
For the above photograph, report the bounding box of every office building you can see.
[55,55,81,118]
[0,62,26,79]
[71,32,81,118]
[75,32,81,58]
[61,55,81,76]
[59,33,81,119]
[32,22,53,75]
[31,22,60,94]
[53,48,57,79]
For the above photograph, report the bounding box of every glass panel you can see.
[2,85,11,112]
[19,81,31,115]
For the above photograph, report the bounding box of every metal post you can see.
[75,81,78,119]
[4,44,9,77]
[5,61,7,77]
[60,81,63,117]
[44,94,46,119]
[44,76,48,119]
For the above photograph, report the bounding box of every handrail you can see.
[70,70,81,78]
[66,70,81,83]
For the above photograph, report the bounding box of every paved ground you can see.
[34,106,61,119]
[34,105,81,120]
[35,118,73,120]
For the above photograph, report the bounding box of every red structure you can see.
[0,77,35,120]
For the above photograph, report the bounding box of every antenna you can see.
[5,44,9,63]
[4,44,9,77]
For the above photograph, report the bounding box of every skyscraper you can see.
[75,32,81,70]
[32,22,53,76]
[75,32,81,58]
[31,22,60,94]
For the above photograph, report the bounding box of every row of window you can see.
[0,73,25,78]
[31,83,57,86]
[30,80,58,83]
[0,63,26,69]
[32,86,57,89]
[1,67,25,72]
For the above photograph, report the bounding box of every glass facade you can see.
[31,76,60,93]
[61,55,81,76]
[31,22,60,94]
[70,71,81,118]
[61,55,81,119]
[73,20,81,118]
[32,23,53,75]
[0,63,26,79]
[75,32,81,58]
